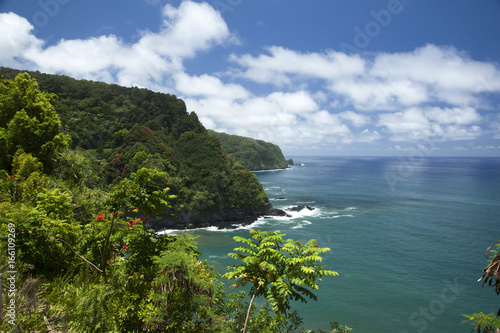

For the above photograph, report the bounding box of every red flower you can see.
[10,175,14,178]
[133,220,137,225]
[126,222,130,226]
[123,245,128,250]
[116,211,120,217]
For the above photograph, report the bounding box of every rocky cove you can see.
[149,202,316,231]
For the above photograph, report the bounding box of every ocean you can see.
[183,156,500,332]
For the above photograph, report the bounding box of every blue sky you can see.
[1,0,500,156]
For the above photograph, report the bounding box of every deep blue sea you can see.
[181,157,500,332]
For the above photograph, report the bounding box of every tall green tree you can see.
[224,229,338,333]
[0,73,70,171]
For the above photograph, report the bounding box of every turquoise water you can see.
[185,157,500,332]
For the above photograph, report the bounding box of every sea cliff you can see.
[208,130,289,171]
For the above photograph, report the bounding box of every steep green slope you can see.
[0,67,271,228]
[209,130,288,171]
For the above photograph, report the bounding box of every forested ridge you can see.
[0,67,270,229]
[208,131,289,171]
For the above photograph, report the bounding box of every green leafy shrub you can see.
[224,229,339,333]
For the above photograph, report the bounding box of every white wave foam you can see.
[283,206,320,220]
[332,214,353,218]
[263,207,320,226]
[157,217,270,235]
[292,220,313,229]
[159,207,321,235]
[157,228,184,235]
[208,255,227,259]
[236,218,268,230]
[201,219,269,232]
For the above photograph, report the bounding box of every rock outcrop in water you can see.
[150,200,289,230]
[287,205,315,212]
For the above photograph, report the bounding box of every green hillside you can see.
[0,67,270,229]
[209,130,288,171]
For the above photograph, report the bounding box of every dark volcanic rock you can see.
[263,203,291,217]
[286,205,315,212]
[147,201,291,231]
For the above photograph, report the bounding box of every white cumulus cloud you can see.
[229,46,365,86]
[0,12,43,68]
[0,1,233,89]
[175,72,250,99]
[230,44,500,111]
[378,107,483,142]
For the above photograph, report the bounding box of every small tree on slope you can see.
[224,229,338,333]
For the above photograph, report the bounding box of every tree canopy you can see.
[0,72,71,171]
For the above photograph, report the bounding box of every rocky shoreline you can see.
[148,203,315,232]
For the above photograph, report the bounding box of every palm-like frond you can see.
[478,249,500,295]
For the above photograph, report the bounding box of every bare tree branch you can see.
[53,237,103,273]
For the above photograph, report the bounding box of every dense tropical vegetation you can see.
[0,71,342,332]
[0,67,270,229]
[209,131,289,171]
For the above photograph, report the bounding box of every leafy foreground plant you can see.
[463,240,500,333]
[224,229,339,333]
[140,232,225,332]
